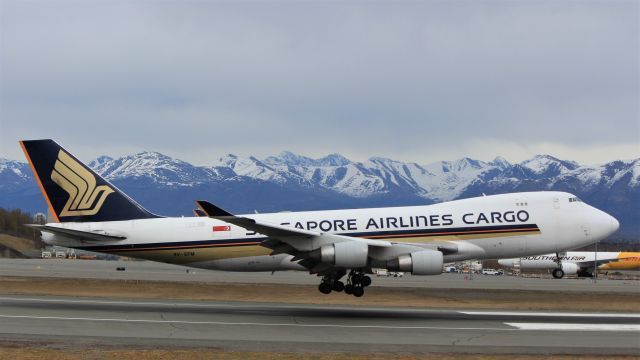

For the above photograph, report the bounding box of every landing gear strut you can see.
[317,270,371,297]
[552,252,564,279]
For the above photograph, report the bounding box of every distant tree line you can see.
[0,207,38,238]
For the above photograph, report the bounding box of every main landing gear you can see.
[318,270,371,297]
[318,276,344,294]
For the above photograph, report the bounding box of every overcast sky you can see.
[0,0,638,166]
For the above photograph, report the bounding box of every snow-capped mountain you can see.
[92,151,224,186]
[1,152,638,238]
[0,158,31,191]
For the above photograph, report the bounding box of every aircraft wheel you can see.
[353,286,364,297]
[552,269,564,279]
[318,282,333,294]
[344,284,354,295]
[333,281,345,292]
[361,276,372,287]
[352,273,362,284]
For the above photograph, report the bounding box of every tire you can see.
[361,276,372,287]
[344,284,354,295]
[352,274,362,284]
[353,286,364,297]
[552,268,564,279]
[318,282,332,294]
[333,281,345,292]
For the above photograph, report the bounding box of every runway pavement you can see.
[1,258,638,292]
[0,295,638,355]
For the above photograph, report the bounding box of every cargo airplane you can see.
[499,252,639,278]
[20,140,620,297]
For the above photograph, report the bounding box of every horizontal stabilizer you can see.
[25,224,126,242]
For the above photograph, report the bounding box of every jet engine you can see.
[311,241,369,268]
[559,262,580,274]
[387,250,443,275]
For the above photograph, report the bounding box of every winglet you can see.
[195,200,234,217]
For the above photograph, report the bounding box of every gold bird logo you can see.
[51,150,114,217]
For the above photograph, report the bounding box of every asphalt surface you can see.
[0,258,638,292]
[0,295,638,355]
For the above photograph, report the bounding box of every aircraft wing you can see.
[574,258,618,268]
[195,200,392,251]
[25,224,126,242]
[195,200,460,273]
[196,200,401,273]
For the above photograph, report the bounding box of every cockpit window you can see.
[569,197,582,203]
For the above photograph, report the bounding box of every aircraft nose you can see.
[588,208,619,241]
[610,216,620,234]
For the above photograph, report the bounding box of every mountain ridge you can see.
[0,152,637,238]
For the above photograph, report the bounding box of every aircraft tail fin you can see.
[20,139,160,223]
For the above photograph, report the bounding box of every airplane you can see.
[498,252,640,278]
[20,139,620,297]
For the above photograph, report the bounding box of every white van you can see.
[482,268,503,275]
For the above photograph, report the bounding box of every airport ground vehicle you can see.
[444,265,458,273]
[481,268,503,275]
[20,139,619,297]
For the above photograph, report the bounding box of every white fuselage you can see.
[41,191,618,273]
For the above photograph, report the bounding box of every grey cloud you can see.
[0,0,637,164]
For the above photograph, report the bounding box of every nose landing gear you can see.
[551,268,565,279]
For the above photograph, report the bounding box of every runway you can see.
[1,258,638,292]
[0,295,638,355]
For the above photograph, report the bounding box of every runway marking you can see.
[0,314,638,332]
[461,311,640,318]
[0,314,511,331]
[506,323,640,332]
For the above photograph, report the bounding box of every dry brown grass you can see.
[0,276,638,311]
[0,234,38,255]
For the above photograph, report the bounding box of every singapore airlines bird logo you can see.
[50,150,114,217]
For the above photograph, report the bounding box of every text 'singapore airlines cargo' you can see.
[20,139,620,297]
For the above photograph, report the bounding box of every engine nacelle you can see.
[387,250,443,275]
[559,262,580,275]
[314,241,369,268]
